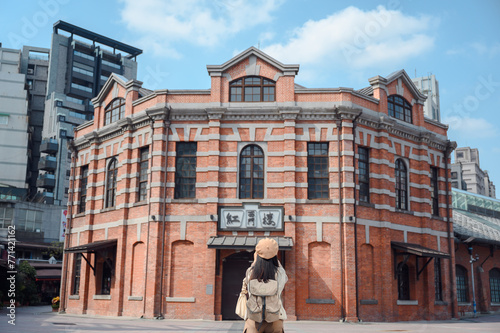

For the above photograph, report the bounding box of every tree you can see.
[16,261,40,305]
[42,241,64,260]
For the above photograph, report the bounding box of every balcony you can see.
[40,138,58,154]
[38,156,56,171]
[37,174,55,189]
[41,191,54,204]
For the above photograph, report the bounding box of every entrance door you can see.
[221,251,253,320]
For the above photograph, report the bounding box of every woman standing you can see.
[240,238,288,333]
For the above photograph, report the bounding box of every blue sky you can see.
[2,0,500,187]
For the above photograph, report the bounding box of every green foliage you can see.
[42,241,64,260]
[16,261,40,305]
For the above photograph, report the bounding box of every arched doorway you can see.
[221,251,254,320]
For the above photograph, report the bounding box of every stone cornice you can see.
[424,117,449,130]
[357,112,449,150]
[295,87,380,104]
[72,104,450,152]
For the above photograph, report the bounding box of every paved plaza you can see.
[1,305,499,333]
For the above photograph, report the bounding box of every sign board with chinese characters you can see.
[219,203,283,231]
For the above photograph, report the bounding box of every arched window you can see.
[490,268,500,303]
[395,159,408,210]
[239,145,264,199]
[388,95,412,123]
[105,158,118,208]
[397,262,410,300]
[104,98,126,125]
[230,76,275,102]
[456,265,469,303]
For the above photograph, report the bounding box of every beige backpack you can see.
[246,274,281,326]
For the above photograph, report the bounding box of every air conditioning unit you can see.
[27,68,34,75]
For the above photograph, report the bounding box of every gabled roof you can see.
[92,73,143,105]
[206,46,299,77]
[368,69,427,103]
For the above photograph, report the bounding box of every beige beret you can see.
[255,238,279,259]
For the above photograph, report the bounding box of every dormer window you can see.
[230,76,275,102]
[104,98,126,125]
[388,95,412,123]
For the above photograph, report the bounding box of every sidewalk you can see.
[1,305,499,333]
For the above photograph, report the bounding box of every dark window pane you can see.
[358,147,370,203]
[456,265,469,302]
[431,167,439,216]
[175,143,197,199]
[105,98,126,125]
[79,166,88,213]
[230,76,275,102]
[239,145,265,199]
[397,263,410,300]
[388,95,412,124]
[490,269,500,303]
[101,261,112,295]
[308,142,329,199]
[72,253,81,295]
[138,147,149,202]
[106,159,117,208]
[395,159,408,210]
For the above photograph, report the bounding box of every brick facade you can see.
[60,47,458,322]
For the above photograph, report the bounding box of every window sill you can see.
[171,199,198,203]
[93,295,111,300]
[358,201,375,208]
[434,301,448,306]
[395,209,415,215]
[101,207,116,213]
[490,303,500,307]
[133,201,148,207]
[128,296,143,301]
[397,300,418,305]
[69,295,80,300]
[360,299,378,305]
[305,199,333,204]
[74,212,86,218]
[306,299,335,304]
[458,302,471,306]
[165,297,195,303]
[431,215,445,221]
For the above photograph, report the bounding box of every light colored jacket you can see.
[241,261,288,320]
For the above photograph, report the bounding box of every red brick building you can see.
[60,47,458,321]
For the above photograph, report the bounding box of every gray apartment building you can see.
[21,46,51,199]
[451,147,496,198]
[38,21,142,205]
[0,46,29,198]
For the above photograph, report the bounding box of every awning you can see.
[35,268,62,281]
[65,239,117,253]
[207,236,293,250]
[16,242,52,250]
[391,241,450,259]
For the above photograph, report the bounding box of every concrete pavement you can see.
[1,305,499,333]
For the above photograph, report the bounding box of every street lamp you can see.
[470,253,479,318]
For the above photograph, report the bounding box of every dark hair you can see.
[251,255,279,282]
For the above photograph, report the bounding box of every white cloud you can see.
[446,48,464,55]
[262,6,437,80]
[119,0,283,57]
[443,116,498,139]
[470,42,500,58]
